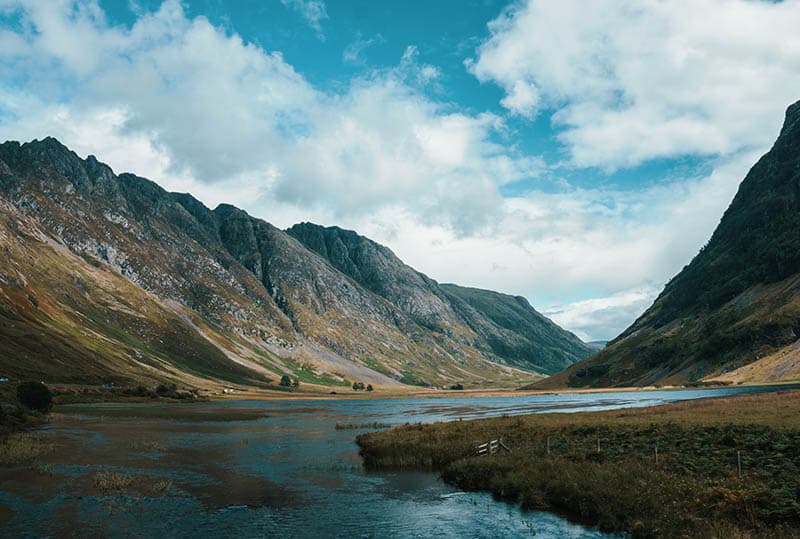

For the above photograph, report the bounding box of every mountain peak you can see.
[21,136,76,159]
[777,98,800,147]
[785,98,800,125]
[538,97,800,388]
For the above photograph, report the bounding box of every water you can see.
[0,384,792,538]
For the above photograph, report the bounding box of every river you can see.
[0,384,792,538]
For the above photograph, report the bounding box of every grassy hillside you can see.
[0,137,558,390]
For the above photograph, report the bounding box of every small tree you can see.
[292,377,300,388]
[279,375,292,387]
[17,381,53,413]
[366,384,373,392]
[352,381,365,391]
[156,382,178,397]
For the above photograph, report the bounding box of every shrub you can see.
[122,385,152,398]
[352,382,365,391]
[279,375,292,387]
[449,383,464,390]
[366,384,373,392]
[16,382,53,413]
[155,383,178,397]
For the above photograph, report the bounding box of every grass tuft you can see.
[334,422,391,430]
[131,439,167,452]
[0,433,55,466]
[93,470,135,493]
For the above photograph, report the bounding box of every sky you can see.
[1,0,799,341]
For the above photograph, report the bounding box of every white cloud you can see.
[280,0,328,37]
[0,0,536,234]
[543,287,661,342]
[499,80,539,118]
[335,148,762,340]
[470,0,800,169]
[342,33,384,65]
[0,0,793,341]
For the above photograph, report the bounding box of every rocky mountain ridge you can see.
[0,138,591,389]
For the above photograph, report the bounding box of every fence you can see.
[476,437,511,456]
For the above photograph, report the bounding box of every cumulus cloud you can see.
[543,287,660,342]
[0,0,537,233]
[470,0,800,169]
[0,0,792,341]
[345,148,764,340]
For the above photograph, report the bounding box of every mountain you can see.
[0,137,591,390]
[537,99,800,388]
[287,223,590,374]
[585,341,607,352]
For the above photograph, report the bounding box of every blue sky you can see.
[1,0,799,340]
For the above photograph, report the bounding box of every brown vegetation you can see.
[357,390,800,538]
[0,433,55,466]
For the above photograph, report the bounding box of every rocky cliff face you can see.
[0,138,590,388]
[287,223,591,374]
[440,284,591,374]
[537,99,800,388]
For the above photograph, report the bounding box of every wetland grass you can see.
[334,421,391,430]
[357,390,800,538]
[0,433,54,466]
[93,470,135,493]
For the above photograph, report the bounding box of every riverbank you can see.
[2,391,635,537]
[22,376,798,405]
[168,380,800,402]
[357,390,800,538]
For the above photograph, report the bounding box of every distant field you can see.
[358,390,800,538]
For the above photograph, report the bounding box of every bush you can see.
[366,384,373,392]
[126,385,152,398]
[16,382,52,413]
[155,383,177,396]
[279,375,292,387]
[449,383,464,390]
[352,382,365,391]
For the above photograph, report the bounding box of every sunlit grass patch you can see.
[93,470,135,493]
[131,439,167,452]
[153,479,173,494]
[33,463,54,475]
[91,469,179,497]
[0,433,55,466]
[334,422,391,430]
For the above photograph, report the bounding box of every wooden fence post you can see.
[737,450,742,478]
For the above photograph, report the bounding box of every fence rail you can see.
[476,437,511,456]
